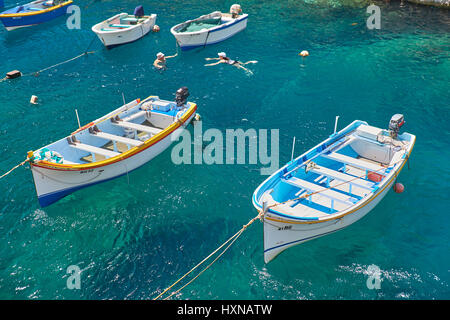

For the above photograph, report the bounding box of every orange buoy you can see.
[153,25,160,32]
[299,50,309,57]
[394,183,404,193]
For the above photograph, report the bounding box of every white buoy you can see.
[299,50,309,57]
[30,95,38,104]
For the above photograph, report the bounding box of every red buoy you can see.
[394,183,404,193]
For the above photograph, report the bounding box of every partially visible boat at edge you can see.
[252,115,415,263]
[92,6,157,49]
[170,4,248,51]
[0,0,72,31]
[27,87,197,207]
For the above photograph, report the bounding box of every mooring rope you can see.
[153,211,264,300]
[0,159,29,180]
[153,155,410,299]
[23,51,96,77]
[3,35,98,81]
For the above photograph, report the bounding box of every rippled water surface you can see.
[0,0,449,299]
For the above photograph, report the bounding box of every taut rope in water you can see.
[0,159,29,180]
[153,211,264,300]
[153,156,410,299]
[24,51,96,77]
[3,36,98,81]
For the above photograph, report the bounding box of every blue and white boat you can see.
[0,0,72,31]
[170,4,248,51]
[252,115,415,263]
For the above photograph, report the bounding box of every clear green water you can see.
[0,0,449,299]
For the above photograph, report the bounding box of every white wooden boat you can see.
[92,6,156,49]
[27,89,197,207]
[252,115,415,263]
[170,4,248,51]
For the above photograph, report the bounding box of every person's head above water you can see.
[157,52,165,60]
[218,52,228,59]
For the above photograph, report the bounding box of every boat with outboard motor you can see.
[0,0,72,31]
[27,87,197,207]
[170,4,248,50]
[92,6,157,49]
[252,115,415,263]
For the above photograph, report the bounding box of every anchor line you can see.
[23,51,96,77]
[203,30,211,48]
[0,159,29,179]
[153,156,410,299]
[153,211,264,300]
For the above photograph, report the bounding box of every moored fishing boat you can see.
[91,6,157,49]
[27,87,197,207]
[252,115,415,263]
[170,4,248,51]
[0,0,72,31]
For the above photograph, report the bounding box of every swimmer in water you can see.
[205,52,257,74]
[153,52,178,70]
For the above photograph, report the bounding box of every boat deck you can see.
[259,125,411,220]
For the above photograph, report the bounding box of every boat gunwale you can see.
[252,122,416,224]
[30,97,197,171]
[170,12,248,36]
[0,0,73,18]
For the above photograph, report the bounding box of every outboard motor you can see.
[175,87,189,107]
[134,5,145,18]
[230,4,242,18]
[389,114,404,139]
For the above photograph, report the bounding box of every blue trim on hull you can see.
[264,227,346,253]
[0,5,68,29]
[37,166,140,207]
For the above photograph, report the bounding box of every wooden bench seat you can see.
[70,142,120,160]
[283,177,357,208]
[91,131,143,147]
[309,166,375,191]
[323,152,385,173]
[112,121,162,136]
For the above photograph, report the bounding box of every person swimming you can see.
[204,52,257,74]
[153,52,178,70]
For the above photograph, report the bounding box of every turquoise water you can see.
[0,0,449,299]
